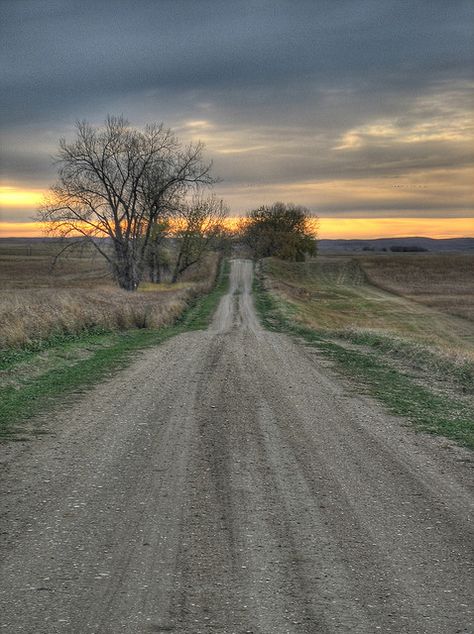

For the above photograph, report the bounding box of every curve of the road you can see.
[0,259,473,633]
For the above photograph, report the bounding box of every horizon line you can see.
[1,217,472,240]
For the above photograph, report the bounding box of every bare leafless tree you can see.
[39,116,215,290]
[171,194,228,283]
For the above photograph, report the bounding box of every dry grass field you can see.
[263,254,474,364]
[359,253,474,322]
[0,240,218,350]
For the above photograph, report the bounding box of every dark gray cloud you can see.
[1,0,473,218]
[2,0,472,121]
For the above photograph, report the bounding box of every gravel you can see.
[0,259,472,633]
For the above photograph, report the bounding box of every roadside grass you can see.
[333,329,474,395]
[254,262,474,449]
[264,256,474,356]
[0,259,230,441]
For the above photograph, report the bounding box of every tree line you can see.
[40,116,317,291]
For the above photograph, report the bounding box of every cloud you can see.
[0,0,473,223]
[2,0,473,124]
[213,166,474,217]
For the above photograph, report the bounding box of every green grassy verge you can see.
[254,272,474,449]
[0,260,230,440]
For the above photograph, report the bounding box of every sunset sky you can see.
[1,0,473,239]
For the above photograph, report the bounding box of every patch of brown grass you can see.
[358,253,474,321]
[0,254,111,289]
[0,246,219,349]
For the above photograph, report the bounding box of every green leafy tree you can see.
[240,202,317,261]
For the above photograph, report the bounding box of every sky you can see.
[1,0,473,239]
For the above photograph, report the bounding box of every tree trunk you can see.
[113,242,141,291]
[150,264,161,284]
[147,251,161,283]
[115,264,140,291]
[171,267,179,284]
[150,255,161,283]
[171,251,183,284]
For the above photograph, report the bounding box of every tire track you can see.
[0,259,472,633]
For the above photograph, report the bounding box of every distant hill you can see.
[0,237,87,243]
[1,235,474,253]
[318,237,474,253]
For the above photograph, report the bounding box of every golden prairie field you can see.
[264,253,474,363]
[359,253,474,322]
[0,240,218,350]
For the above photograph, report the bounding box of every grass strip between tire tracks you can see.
[253,271,474,450]
[0,260,230,440]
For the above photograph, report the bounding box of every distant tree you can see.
[389,245,428,252]
[39,116,215,290]
[171,194,228,283]
[239,202,317,261]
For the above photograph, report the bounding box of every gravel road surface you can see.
[0,259,473,633]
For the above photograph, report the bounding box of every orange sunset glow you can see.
[1,215,472,240]
[0,186,45,208]
[1,184,472,240]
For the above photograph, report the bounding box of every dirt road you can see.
[1,259,473,633]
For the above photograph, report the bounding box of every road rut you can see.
[0,259,473,633]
